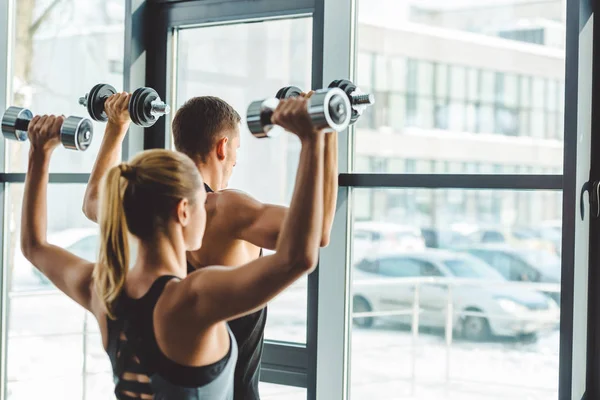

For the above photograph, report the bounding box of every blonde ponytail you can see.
[92,149,203,319]
[94,164,130,319]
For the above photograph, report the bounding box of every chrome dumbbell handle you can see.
[352,93,375,106]
[78,95,88,107]
[150,99,171,117]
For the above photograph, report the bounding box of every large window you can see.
[347,1,566,399]
[175,18,313,344]
[3,0,124,398]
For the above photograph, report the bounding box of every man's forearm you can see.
[320,131,338,247]
[82,122,129,222]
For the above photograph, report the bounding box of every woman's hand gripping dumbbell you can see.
[78,84,170,127]
[246,87,351,138]
[1,107,94,151]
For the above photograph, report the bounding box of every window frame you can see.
[133,0,324,395]
[0,0,592,399]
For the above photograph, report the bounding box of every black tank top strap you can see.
[204,183,214,193]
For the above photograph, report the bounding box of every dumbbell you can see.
[275,86,303,99]
[246,88,351,138]
[275,80,374,125]
[1,107,94,151]
[328,79,374,125]
[78,84,170,128]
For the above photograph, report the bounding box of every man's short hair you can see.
[172,96,241,163]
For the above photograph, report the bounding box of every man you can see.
[82,92,338,400]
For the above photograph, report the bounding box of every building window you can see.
[497,28,545,45]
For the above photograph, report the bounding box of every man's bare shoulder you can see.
[213,189,262,212]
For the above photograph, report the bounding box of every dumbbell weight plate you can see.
[329,79,360,124]
[129,87,159,128]
[275,86,303,100]
[87,84,118,122]
[60,116,94,151]
[1,107,32,141]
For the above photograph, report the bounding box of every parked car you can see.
[461,245,561,303]
[467,227,556,254]
[514,225,562,256]
[10,228,99,291]
[353,221,426,263]
[420,228,471,249]
[352,250,559,341]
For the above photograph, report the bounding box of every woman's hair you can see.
[93,149,203,318]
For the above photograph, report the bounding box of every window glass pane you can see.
[547,80,559,111]
[532,78,546,108]
[390,57,406,92]
[504,74,518,107]
[406,96,434,129]
[520,76,532,107]
[374,54,388,91]
[480,71,495,103]
[406,59,418,95]
[389,94,405,130]
[357,52,373,89]
[419,61,435,96]
[8,0,125,172]
[494,72,504,104]
[354,4,565,173]
[176,19,312,344]
[388,158,405,173]
[466,103,478,132]
[450,66,466,100]
[547,112,558,139]
[495,107,518,136]
[351,189,562,399]
[379,258,420,277]
[435,64,448,98]
[532,110,545,138]
[448,102,465,132]
[6,184,113,399]
[467,68,479,100]
[519,110,531,137]
[479,105,495,133]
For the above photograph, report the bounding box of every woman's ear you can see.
[176,198,190,226]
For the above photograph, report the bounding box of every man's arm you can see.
[82,93,131,222]
[220,132,337,250]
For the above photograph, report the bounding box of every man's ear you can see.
[176,198,190,226]
[215,137,229,161]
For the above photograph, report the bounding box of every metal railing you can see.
[351,276,561,395]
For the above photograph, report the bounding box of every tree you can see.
[7,0,68,292]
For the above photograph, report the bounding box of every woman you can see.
[21,97,325,399]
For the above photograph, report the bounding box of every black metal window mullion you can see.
[0,173,90,184]
[338,173,563,190]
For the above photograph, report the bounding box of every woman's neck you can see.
[132,232,187,279]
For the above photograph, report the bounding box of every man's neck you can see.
[196,162,222,191]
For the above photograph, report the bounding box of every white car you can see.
[353,221,426,263]
[352,250,559,341]
[10,228,99,291]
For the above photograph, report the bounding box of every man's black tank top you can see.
[106,275,238,400]
[191,183,266,400]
